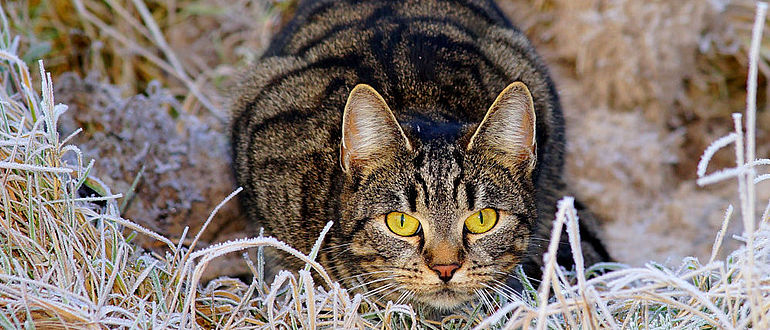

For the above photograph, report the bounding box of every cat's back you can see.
[232,0,562,159]
[264,0,515,60]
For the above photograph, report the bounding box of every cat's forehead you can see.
[411,137,464,177]
[417,140,462,176]
[406,135,467,214]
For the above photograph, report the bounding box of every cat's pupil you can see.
[479,212,484,225]
[400,214,405,228]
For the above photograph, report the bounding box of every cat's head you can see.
[336,83,537,310]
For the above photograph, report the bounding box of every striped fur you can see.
[231,0,610,311]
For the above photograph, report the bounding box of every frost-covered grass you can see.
[2,1,770,329]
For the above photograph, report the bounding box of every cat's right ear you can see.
[467,82,537,172]
[340,84,412,173]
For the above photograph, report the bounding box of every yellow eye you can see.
[465,208,498,234]
[386,212,421,236]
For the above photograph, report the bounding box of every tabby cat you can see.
[231,0,610,310]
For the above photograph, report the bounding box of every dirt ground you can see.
[12,0,770,277]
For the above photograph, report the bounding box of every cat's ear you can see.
[340,84,412,173]
[467,82,536,171]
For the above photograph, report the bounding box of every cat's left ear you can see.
[340,84,412,173]
[467,82,536,172]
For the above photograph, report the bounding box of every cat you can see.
[230,0,610,310]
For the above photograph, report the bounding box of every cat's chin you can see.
[414,288,473,311]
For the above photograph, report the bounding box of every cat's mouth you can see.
[413,285,475,310]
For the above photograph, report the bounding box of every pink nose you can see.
[431,264,460,282]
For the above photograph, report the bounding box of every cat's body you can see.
[231,0,609,310]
